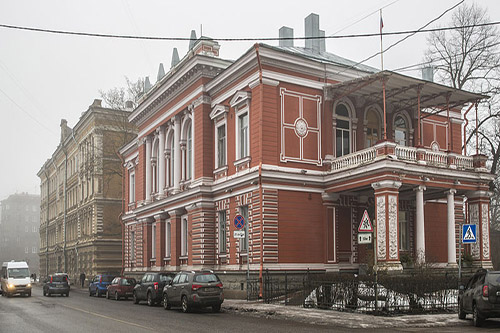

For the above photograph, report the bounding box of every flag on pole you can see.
[380,14,384,33]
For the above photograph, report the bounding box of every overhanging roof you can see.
[326,70,488,111]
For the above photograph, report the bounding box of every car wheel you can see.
[66,292,69,297]
[473,304,484,327]
[97,290,101,297]
[27,291,32,297]
[212,304,221,313]
[133,291,139,304]
[89,289,92,297]
[106,290,110,299]
[181,295,190,313]
[458,300,466,320]
[114,291,120,301]
[147,292,154,306]
[43,289,46,296]
[163,294,171,310]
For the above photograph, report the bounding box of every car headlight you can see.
[27,283,31,288]
[8,284,14,289]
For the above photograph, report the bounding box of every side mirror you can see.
[168,280,173,286]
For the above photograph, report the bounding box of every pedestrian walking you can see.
[80,272,86,288]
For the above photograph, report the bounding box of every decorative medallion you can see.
[430,141,440,152]
[294,118,308,137]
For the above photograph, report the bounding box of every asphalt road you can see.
[1,286,499,332]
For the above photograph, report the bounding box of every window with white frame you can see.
[32,247,37,253]
[151,223,157,259]
[236,110,249,160]
[165,221,171,258]
[152,139,159,193]
[239,206,248,252]
[335,103,351,157]
[181,215,188,256]
[394,115,408,146]
[130,231,136,262]
[129,171,135,203]
[216,123,226,168]
[218,211,227,254]
[186,122,192,180]
[399,210,409,251]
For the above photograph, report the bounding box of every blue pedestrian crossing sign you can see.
[462,224,477,243]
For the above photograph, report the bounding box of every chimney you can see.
[157,63,165,81]
[422,67,434,82]
[171,48,180,68]
[91,99,102,107]
[319,30,325,53]
[305,13,320,52]
[144,76,152,92]
[279,26,294,47]
[60,119,71,143]
[189,30,197,50]
[125,100,134,111]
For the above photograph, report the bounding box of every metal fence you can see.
[248,269,463,315]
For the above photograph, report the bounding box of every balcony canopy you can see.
[325,70,488,111]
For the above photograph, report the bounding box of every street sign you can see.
[234,215,245,230]
[462,224,477,243]
[358,233,372,244]
[358,210,373,232]
[233,230,245,238]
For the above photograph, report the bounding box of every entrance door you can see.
[337,207,352,263]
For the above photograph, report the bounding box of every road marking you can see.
[61,303,156,331]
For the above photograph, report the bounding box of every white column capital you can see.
[371,180,401,190]
[445,188,457,196]
[414,185,426,192]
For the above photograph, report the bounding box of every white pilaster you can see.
[173,116,181,191]
[446,189,457,266]
[415,185,426,263]
[158,127,166,195]
[145,136,152,201]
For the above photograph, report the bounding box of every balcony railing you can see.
[330,141,482,173]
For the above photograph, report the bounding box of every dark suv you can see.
[133,272,175,306]
[43,273,70,297]
[459,269,500,327]
[162,270,224,313]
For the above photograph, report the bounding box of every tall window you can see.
[335,104,350,157]
[186,123,192,180]
[169,138,175,186]
[216,124,226,168]
[181,216,188,256]
[399,210,409,251]
[218,211,227,254]
[394,115,408,146]
[129,171,135,203]
[130,231,136,262]
[165,221,171,258]
[238,112,249,159]
[366,109,380,147]
[151,223,156,259]
[239,206,249,252]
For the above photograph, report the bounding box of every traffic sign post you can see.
[358,233,372,244]
[234,215,245,230]
[358,210,373,232]
[233,230,245,238]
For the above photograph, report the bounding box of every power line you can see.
[0,21,499,42]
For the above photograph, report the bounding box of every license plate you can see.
[204,287,216,292]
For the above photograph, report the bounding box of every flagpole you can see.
[380,9,384,71]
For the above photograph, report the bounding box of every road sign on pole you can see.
[462,224,477,243]
[234,215,245,230]
[233,230,245,238]
[358,233,372,244]
[358,210,373,232]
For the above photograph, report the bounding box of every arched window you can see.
[366,108,380,147]
[186,123,192,180]
[394,115,408,146]
[335,103,351,157]
[151,139,159,193]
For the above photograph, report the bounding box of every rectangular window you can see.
[218,211,227,254]
[181,216,188,256]
[151,223,156,259]
[130,231,136,262]
[399,210,408,251]
[238,112,248,159]
[165,221,171,258]
[239,206,249,252]
[129,171,135,203]
[217,124,226,168]
[25,247,28,254]
[32,247,37,253]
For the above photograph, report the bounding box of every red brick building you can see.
[120,15,493,285]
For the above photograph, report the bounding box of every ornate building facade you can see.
[38,100,136,281]
[120,14,493,287]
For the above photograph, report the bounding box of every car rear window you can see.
[102,275,114,283]
[122,278,136,286]
[194,273,219,283]
[52,275,67,282]
[486,272,500,285]
[159,274,173,283]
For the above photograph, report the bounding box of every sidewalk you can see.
[222,299,464,329]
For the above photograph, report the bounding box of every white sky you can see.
[0,0,499,200]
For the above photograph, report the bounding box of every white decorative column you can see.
[158,126,166,195]
[372,180,402,270]
[145,136,152,202]
[173,116,181,191]
[180,142,186,181]
[446,189,457,266]
[415,185,426,263]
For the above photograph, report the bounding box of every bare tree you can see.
[99,76,144,110]
[425,3,500,231]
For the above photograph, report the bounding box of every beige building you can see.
[38,99,136,281]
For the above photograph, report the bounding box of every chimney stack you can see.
[305,13,320,53]
[279,26,294,47]
[422,67,434,82]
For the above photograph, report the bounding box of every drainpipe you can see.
[70,130,80,275]
[254,44,263,84]
[63,147,68,274]
[44,168,50,278]
[117,151,126,276]
[258,162,264,298]
[50,159,58,274]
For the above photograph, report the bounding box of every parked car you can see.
[133,272,175,306]
[162,270,224,313]
[459,269,500,327]
[89,274,115,297]
[43,273,70,297]
[106,277,136,300]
